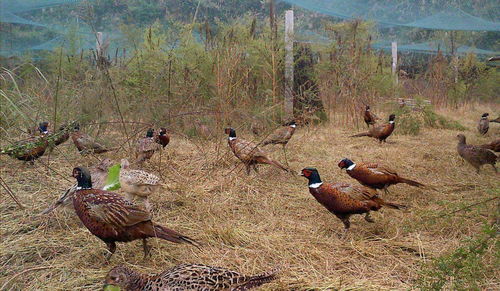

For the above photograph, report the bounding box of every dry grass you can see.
[1,106,499,290]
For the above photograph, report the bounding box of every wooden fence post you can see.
[96,32,103,57]
[391,41,398,84]
[284,10,294,121]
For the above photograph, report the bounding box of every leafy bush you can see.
[395,99,465,135]
[417,224,498,290]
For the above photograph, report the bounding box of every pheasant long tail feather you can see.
[350,132,370,138]
[152,224,200,248]
[97,146,120,153]
[261,157,289,172]
[373,197,407,210]
[235,267,279,291]
[40,190,69,214]
[398,177,426,188]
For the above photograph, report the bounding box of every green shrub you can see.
[395,99,466,135]
[395,106,422,135]
[417,224,498,290]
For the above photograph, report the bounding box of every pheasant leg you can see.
[142,239,151,259]
[105,241,116,262]
[282,144,291,168]
[364,212,375,223]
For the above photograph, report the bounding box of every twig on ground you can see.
[0,175,24,209]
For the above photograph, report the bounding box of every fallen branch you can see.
[0,175,25,209]
[1,266,53,290]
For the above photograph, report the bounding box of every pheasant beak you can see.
[298,171,304,176]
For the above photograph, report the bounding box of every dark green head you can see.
[300,167,322,185]
[72,167,92,189]
[146,128,154,138]
[224,127,236,138]
[38,122,49,133]
[338,158,354,169]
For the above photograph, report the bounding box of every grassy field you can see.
[0,106,499,290]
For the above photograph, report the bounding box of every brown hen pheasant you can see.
[71,124,116,154]
[300,167,405,230]
[71,167,199,261]
[457,134,497,173]
[104,264,278,291]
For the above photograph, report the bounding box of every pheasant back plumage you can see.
[229,138,267,164]
[106,264,278,291]
[309,183,377,216]
[1,135,49,161]
[72,189,154,242]
[347,163,400,189]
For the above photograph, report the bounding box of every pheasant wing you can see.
[363,163,398,176]
[137,138,160,152]
[264,127,288,144]
[333,183,376,201]
[85,192,151,228]
[233,139,266,160]
[120,169,160,186]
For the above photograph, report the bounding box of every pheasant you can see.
[338,158,426,193]
[225,128,288,174]
[0,135,49,163]
[477,113,489,135]
[42,158,113,215]
[195,120,212,139]
[71,124,116,154]
[71,166,199,261]
[351,114,396,143]
[300,167,405,230]
[261,120,297,165]
[51,122,73,146]
[480,138,500,153]
[119,159,162,211]
[363,105,380,127]
[457,134,497,173]
[38,121,50,134]
[136,128,161,164]
[251,118,265,136]
[104,264,278,291]
[155,128,170,148]
[26,121,50,136]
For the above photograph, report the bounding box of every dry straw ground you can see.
[1,106,499,290]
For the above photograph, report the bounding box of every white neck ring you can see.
[309,182,323,188]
